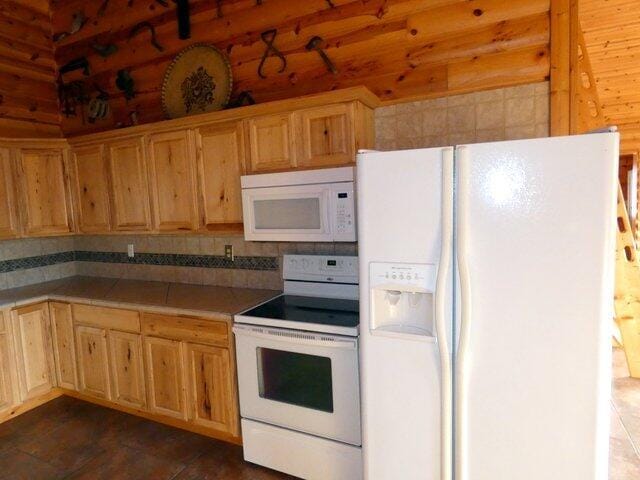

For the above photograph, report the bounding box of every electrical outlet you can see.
[224,244,234,261]
[127,244,135,258]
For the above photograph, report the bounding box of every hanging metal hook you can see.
[258,29,287,79]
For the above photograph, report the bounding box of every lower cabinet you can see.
[50,302,78,390]
[0,312,15,413]
[186,342,238,436]
[11,303,55,401]
[75,325,111,400]
[109,330,145,409]
[144,336,187,420]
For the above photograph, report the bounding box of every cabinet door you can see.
[49,302,77,390]
[70,144,111,233]
[147,130,199,232]
[11,303,55,401]
[144,336,186,419]
[295,103,355,168]
[75,325,111,400]
[246,113,296,173]
[0,313,15,413]
[16,148,73,236]
[107,138,152,231]
[186,343,238,435]
[195,123,245,228]
[109,330,145,409]
[0,148,19,239]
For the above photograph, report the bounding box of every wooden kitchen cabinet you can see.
[49,302,77,390]
[70,144,111,233]
[195,122,245,228]
[107,137,152,231]
[0,313,15,413]
[15,147,73,236]
[144,336,187,419]
[0,148,20,239]
[75,325,111,400]
[109,330,146,409]
[186,343,238,436]
[246,113,296,173]
[295,103,356,168]
[11,303,55,401]
[147,130,199,232]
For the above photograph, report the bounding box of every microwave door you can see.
[242,185,332,241]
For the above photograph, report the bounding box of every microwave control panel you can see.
[334,189,356,239]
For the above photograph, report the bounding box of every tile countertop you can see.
[0,276,281,318]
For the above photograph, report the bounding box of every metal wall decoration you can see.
[258,29,286,79]
[129,22,164,51]
[53,11,87,42]
[305,36,338,74]
[176,0,191,39]
[161,44,232,119]
[116,69,136,100]
[87,85,110,123]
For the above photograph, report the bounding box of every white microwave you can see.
[241,167,356,242]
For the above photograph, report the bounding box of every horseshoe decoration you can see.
[129,22,164,52]
[258,29,286,79]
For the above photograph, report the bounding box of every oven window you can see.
[254,198,321,230]
[257,347,333,413]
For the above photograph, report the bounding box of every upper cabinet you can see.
[15,147,73,236]
[295,104,355,168]
[195,122,245,228]
[0,148,19,239]
[147,130,199,232]
[107,138,152,231]
[70,144,111,233]
[246,113,297,173]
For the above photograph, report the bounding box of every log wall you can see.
[50,0,551,136]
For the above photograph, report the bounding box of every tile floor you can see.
[610,348,640,479]
[0,350,637,479]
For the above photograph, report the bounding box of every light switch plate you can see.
[127,244,135,258]
[225,244,234,261]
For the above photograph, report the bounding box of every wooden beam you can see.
[550,0,579,135]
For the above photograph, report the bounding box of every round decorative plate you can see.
[161,44,232,119]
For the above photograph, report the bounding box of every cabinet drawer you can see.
[72,304,140,333]
[141,313,229,347]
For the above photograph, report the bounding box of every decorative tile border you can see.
[0,251,278,273]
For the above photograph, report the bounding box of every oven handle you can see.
[232,324,358,350]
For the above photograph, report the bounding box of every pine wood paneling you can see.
[0,1,60,137]
[582,0,640,152]
[50,0,551,136]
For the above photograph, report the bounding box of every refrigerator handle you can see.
[455,145,472,480]
[435,147,454,480]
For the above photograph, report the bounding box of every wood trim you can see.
[0,388,63,424]
[60,389,242,445]
[550,0,579,136]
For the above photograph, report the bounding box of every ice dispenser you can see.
[369,262,437,337]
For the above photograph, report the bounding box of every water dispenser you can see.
[369,262,437,338]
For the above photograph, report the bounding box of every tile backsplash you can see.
[0,234,357,290]
[375,81,550,150]
[0,81,549,291]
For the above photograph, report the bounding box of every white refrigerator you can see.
[357,133,619,480]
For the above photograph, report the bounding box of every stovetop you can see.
[235,294,360,336]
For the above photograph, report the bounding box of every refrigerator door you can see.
[357,147,454,480]
[455,133,619,480]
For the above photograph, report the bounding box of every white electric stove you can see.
[233,254,362,480]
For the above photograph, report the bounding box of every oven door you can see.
[233,324,361,446]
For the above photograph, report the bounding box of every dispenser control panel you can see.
[369,262,436,291]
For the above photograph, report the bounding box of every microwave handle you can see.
[232,325,358,350]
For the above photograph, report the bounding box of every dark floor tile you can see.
[0,448,65,480]
[12,414,108,473]
[174,445,297,480]
[115,418,213,465]
[66,444,186,480]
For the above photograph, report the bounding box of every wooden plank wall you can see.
[0,0,61,137]
[51,0,552,136]
[581,0,640,154]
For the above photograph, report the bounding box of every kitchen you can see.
[0,0,638,479]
